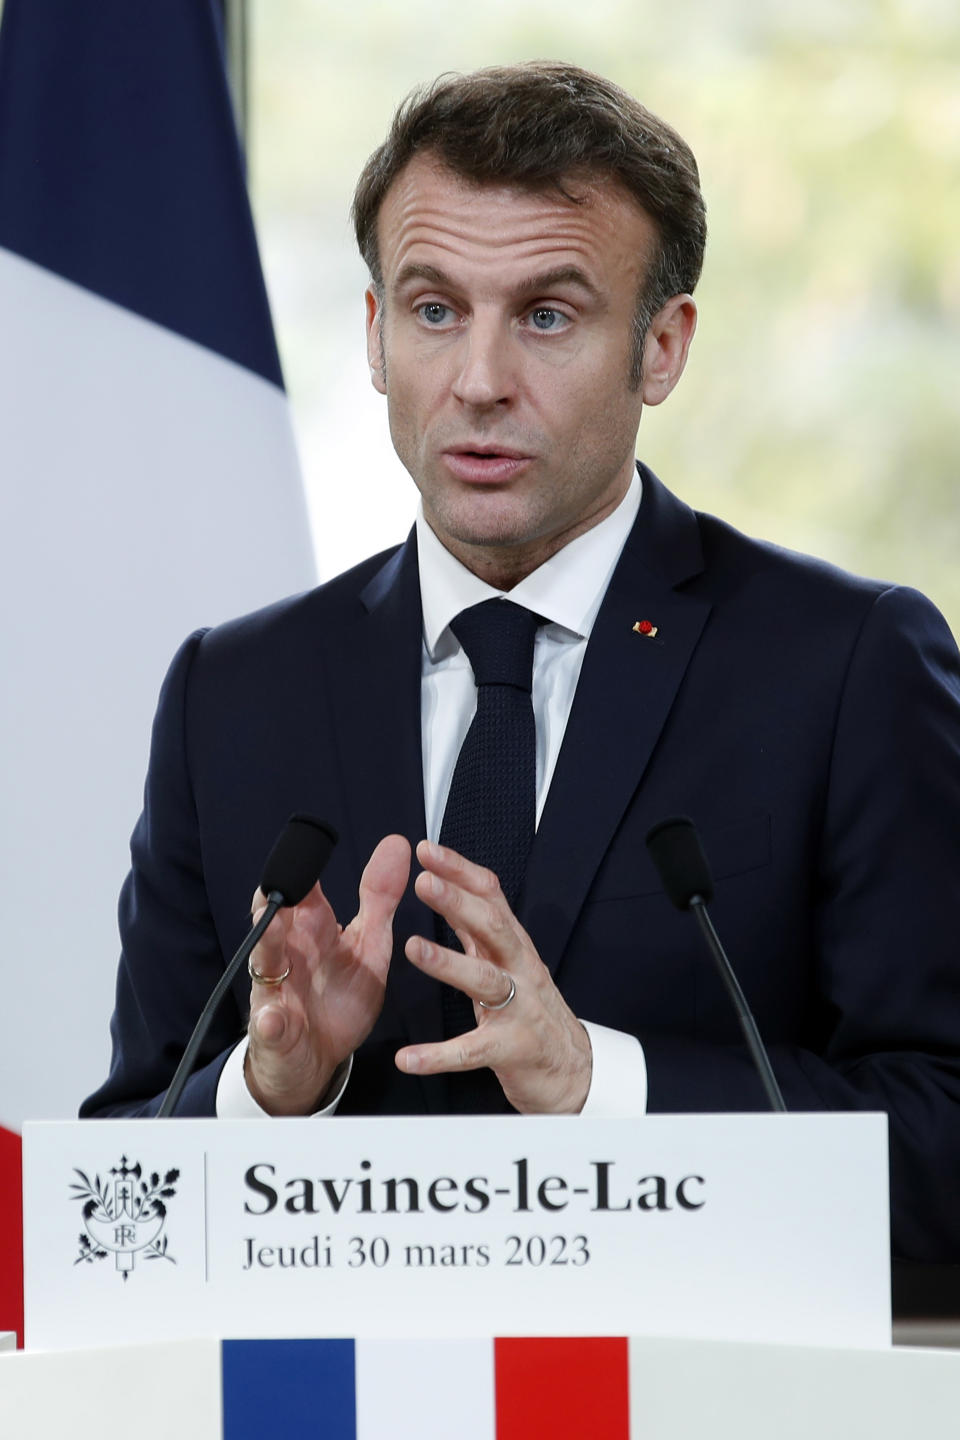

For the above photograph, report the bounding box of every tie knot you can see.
[451,599,543,691]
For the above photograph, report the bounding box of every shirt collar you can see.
[416,467,642,660]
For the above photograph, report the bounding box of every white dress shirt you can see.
[218,471,648,1117]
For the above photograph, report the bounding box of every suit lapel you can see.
[520,469,711,973]
[326,535,425,863]
[325,535,446,1076]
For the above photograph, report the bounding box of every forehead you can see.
[375,154,656,292]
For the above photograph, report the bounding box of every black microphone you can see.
[260,814,339,906]
[156,814,338,1118]
[645,816,787,1113]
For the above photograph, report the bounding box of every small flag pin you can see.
[632,619,658,638]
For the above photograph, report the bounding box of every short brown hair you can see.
[352,61,707,347]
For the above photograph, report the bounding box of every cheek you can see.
[532,328,632,393]
[386,355,454,430]
[542,361,635,432]
[384,376,441,469]
[387,374,428,422]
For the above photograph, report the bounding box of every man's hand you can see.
[396,840,592,1113]
[245,833,411,1115]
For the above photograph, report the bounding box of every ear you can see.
[640,295,698,406]
[365,286,387,395]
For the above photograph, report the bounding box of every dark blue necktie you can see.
[438,598,544,1040]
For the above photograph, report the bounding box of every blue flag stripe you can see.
[222,1339,357,1439]
[0,0,283,387]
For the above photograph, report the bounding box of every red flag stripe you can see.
[0,1126,23,1348]
[494,1337,629,1439]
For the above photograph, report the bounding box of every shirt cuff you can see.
[215,1040,353,1117]
[579,1021,648,1117]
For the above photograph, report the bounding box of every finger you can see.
[404,934,515,1009]
[246,906,291,986]
[247,881,337,992]
[414,866,523,969]
[416,839,501,898]
[249,996,290,1046]
[340,834,411,981]
[246,999,338,1114]
[249,879,330,931]
[395,1028,509,1076]
[357,834,412,931]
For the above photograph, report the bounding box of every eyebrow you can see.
[393,262,449,292]
[392,261,603,305]
[512,266,603,304]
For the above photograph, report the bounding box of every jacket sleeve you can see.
[80,629,241,1118]
[642,585,960,1261]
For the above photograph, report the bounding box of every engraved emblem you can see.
[71,1155,178,1280]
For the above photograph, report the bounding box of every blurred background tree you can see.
[249,0,960,634]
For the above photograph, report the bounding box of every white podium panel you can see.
[23,1113,890,1351]
[630,1335,960,1438]
[0,1339,221,1440]
[5,1336,959,1440]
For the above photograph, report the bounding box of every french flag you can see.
[0,0,315,1345]
[222,1338,632,1439]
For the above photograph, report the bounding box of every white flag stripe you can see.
[0,247,315,1126]
[355,1337,495,1439]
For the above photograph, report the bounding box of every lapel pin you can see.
[632,620,659,638]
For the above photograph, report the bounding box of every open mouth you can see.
[443,447,532,483]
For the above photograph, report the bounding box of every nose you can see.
[450,316,515,410]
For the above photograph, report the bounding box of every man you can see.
[83,63,960,1261]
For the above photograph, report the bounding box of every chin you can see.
[427,493,546,549]
[438,516,539,554]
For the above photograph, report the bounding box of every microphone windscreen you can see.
[260,814,338,906]
[645,816,714,910]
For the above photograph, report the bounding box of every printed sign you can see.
[24,1114,890,1351]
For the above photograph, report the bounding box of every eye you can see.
[527,307,569,332]
[417,302,453,326]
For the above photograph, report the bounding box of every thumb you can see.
[356,834,411,936]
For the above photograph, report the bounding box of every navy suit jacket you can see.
[82,467,960,1260]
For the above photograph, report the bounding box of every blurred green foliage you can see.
[250,0,959,634]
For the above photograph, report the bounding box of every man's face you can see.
[366,155,694,586]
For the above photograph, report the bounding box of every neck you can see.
[435,476,634,591]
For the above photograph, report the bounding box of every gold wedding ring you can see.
[248,957,291,986]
